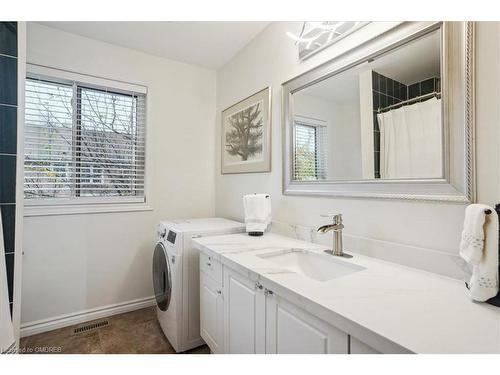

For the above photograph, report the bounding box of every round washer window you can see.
[152,242,172,311]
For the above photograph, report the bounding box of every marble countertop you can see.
[193,232,500,354]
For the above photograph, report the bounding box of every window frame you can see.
[293,116,328,181]
[23,64,151,216]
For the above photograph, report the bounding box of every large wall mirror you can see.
[282,22,474,202]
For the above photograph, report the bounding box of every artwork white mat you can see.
[221,87,271,174]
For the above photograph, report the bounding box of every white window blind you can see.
[24,77,146,204]
[293,118,327,181]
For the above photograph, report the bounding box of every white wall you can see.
[359,69,375,178]
[215,22,500,278]
[293,93,336,178]
[294,93,362,180]
[21,23,216,326]
[333,101,362,180]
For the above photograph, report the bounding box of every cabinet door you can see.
[200,272,224,353]
[266,294,348,354]
[349,336,381,354]
[223,268,265,353]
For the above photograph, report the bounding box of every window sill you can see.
[23,202,153,217]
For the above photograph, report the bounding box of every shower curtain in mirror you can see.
[377,97,442,179]
[0,213,15,354]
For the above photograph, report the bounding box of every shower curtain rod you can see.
[377,91,441,113]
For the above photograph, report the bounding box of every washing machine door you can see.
[152,242,172,311]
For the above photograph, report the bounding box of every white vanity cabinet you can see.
[223,267,266,353]
[222,266,348,354]
[265,293,348,354]
[199,253,224,353]
[199,254,380,354]
[349,336,381,354]
[200,271,224,353]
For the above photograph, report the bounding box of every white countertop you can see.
[193,232,500,354]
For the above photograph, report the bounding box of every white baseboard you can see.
[20,296,156,338]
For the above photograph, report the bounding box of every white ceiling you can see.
[371,30,440,85]
[37,21,270,69]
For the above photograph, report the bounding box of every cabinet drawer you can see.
[200,252,222,284]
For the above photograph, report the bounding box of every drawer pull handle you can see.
[264,289,274,296]
[206,262,212,267]
[255,282,263,290]
[217,290,222,295]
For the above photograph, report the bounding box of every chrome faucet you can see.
[317,214,352,258]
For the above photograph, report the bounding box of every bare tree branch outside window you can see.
[294,124,318,181]
[24,78,145,200]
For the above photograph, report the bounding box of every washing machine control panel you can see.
[166,230,177,244]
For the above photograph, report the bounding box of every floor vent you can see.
[74,320,109,334]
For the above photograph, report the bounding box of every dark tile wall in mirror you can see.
[0,21,17,316]
[371,71,407,178]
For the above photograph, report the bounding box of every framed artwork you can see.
[221,87,271,174]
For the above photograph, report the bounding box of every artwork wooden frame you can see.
[221,87,271,174]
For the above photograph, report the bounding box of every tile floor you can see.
[19,307,211,354]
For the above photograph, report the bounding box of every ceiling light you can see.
[288,21,370,60]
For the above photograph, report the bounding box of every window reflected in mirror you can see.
[292,29,443,182]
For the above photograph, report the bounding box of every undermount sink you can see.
[258,249,365,282]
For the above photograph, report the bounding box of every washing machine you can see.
[152,218,245,352]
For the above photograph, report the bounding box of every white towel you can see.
[460,204,499,302]
[460,204,490,264]
[0,212,16,353]
[243,194,271,233]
